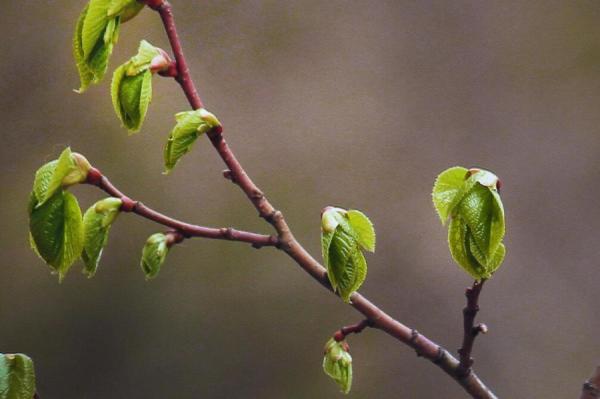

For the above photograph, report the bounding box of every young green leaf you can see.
[141,233,169,280]
[74,0,141,92]
[163,109,221,173]
[32,148,91,207]
[432,166,476,224]
[29,191,84,282]
[434,166,506,280]
[323,339,352,394]
[111,41,164,132]
[327,226,367,302]
[320,207,374,302]
[448,217,486,280]
[0,353,36,399]
[346,210,376,252]
[82,197,123,277]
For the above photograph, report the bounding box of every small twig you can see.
[458,280,487,377]
[333,319,373,342]
[580,366,600,399]
[85,168,278,248]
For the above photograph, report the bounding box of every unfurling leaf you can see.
[0,353,36,399]
[74,0,143,92]
[433,167,506,280]
[29,191,84,282]
[32,148,90,207]
[141,233,169,279]
[321,207,374,302]
[111,41,165,132]
[82,197,123,277]
[323,339,352,394]
[163,109,221,173]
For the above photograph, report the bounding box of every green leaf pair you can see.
[0,354,36,399]
[140,233,170,279]
[74,0,144,92]
[112,40,167,133]
[28,148,93,281]
[164,109,221,173]
[321,208,375,302]
[28,148,123,281]
[322,338,352,394]
[432,167,506,280]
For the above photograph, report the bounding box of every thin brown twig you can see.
[84,168,278,249]
[333,319,373,342]
[140,1,499,398]
[458,280,487,377]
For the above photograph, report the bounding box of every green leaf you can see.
[448,216,486,280]
[74,0,121,92]
[108,0,144,21]
[126,40,161,76]
[432,166,474,225]
[0,353,36,399]
[163,109,221,173]
[327,226,367,302]
[74,4,94,92]
[141,233,169,279]
[346,210,375,252]
[29,191,84,282]
[82,0,112,59]
[111,41,163,132]
[323,339,352,394]
[33,148,74,207]
[82,197,122,277]
[457,183,504,260]
[112,70,152,132]
[32,148,90,207]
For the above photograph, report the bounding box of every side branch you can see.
[333,319,373,342]
[458,280,487,376]
[84,167,277,248]
[581,366,600,399]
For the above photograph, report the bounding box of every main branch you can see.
[140,1,498,397]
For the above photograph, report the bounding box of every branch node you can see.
[86,167,103,186]
[120,196,138,212]
[140,0,166,11]
[222,169,236,183]
[250,189,265,201]
[157,61,178,78]
[165,230,185,247]
[433,347,447,365]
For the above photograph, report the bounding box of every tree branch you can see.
[84,167,278,248]
[140,1,499,397]
[458,280,487,377]
[333,319,373,342]
[581,366,600,399]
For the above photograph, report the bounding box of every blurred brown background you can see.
[2,1,600,398]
